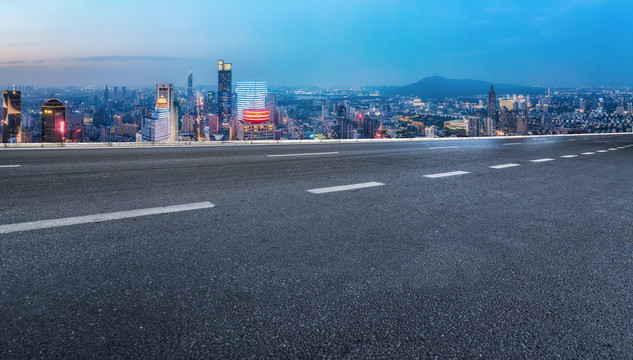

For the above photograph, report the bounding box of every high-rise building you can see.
[487,84,497,135]
[187,68,194,101]
[2,90,21,143]
[41,98,66,143]
[236,81,267,120]
[150,83,175,142]
[218,60,232,128]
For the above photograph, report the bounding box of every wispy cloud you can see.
[70,55,185,63]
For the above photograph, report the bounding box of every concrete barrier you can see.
[2,132,631,149]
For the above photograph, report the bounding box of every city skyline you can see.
[2,1,633,88]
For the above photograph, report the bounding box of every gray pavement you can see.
[2,135,633,358]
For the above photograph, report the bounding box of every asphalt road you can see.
[2,134,633,358]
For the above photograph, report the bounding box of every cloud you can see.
[70,55,185,63]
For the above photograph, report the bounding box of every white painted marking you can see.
[0,165,21,168]
[267,152,339,158]
[423,171,470,178]
[568,139,576,141]
[560,155,578,158]
[307,182,385,194]
[0,202,216,234]
[581,152,595,155]
[608,148,617,151]
[596,150,608,153]
[539,141,555,143]
[429,146,459,150]
[503,143,522,146]
[530,158,555,163]
[490,163,520,169]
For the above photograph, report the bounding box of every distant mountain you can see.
[388,76,546,99]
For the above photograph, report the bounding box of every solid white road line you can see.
[582,152,595,155]
[267,152,339,158]
[307,182,385,194]
[0,202,216,234]
[429,146,459,150]
[530,158,555,163]
[560,155,578,158]
[503,143,522,146]
[596,150,608,153]
[490,163,520,169]
[423,171,470,178]
[0,165,21,168]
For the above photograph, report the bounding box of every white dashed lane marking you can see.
[490,164,520,169]
[560,155,578,158]
[530,158,555,163]
[0,165,21,168]
[582,152,596,155]
[423,171,470,178]
[307,182,385,194]
[596,150,608,153]
[503,143,522,146]
[0,202,216,234]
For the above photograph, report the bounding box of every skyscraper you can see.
[187,68,194,101]
[487,84,497,135]
[236,81,267,120]
[150,83,175,142]
[2,90,21,143]
[41,99,66,143]
[218,60,232,128]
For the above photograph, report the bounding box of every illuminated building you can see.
[237,109,275,140]
[236,81,267,121]
[41,98,66,143]
[154,83,176,142]
[2,90,21,143]
[218,60,232,128]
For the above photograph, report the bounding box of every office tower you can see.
[2,90,21,143]
[218,60,232,128]
[468,116,481,137]
[150,83,175,142]
[487,84,497,135]
[236,81,267,120]
[104,85,109,102]
[187,68,194,100]
[517,112,528,135]
[334,104,352,139]
[41,98,66,142]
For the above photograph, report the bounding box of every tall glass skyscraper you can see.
[2,90,21,143]
[41,98,66,143]
[236,81,267,120]
[218,60,232,127]
[150,83,174,142]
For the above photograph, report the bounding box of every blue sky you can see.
[1,0,632,88]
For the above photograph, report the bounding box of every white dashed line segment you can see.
[423,171,470,178]
[307,182,385,194]
[0,165,21,168]
[490,164,520,169]
[0,202,216,234]
[503,143,522,146]
[530,158,555,163]
[582,152,595,155]
[560,155,578,158]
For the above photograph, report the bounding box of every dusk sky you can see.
[1,0,632,88]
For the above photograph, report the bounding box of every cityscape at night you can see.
[2,1,633,358]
